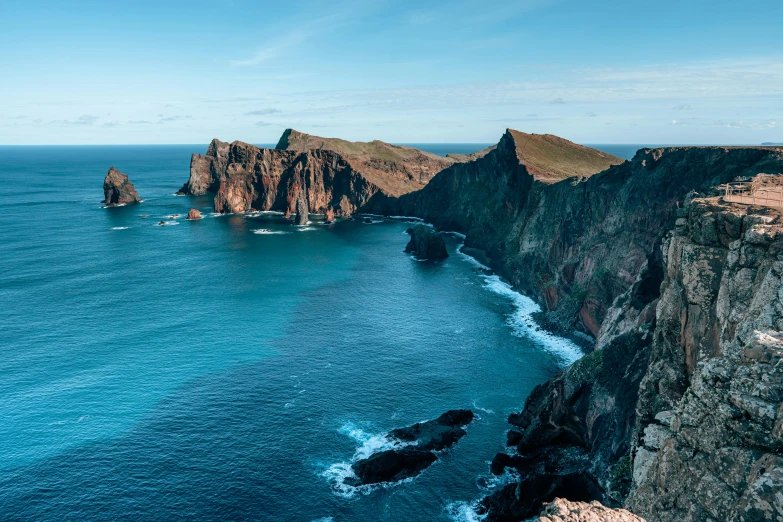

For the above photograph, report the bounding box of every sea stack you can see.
[187,208,202,220]
[404,225,448,260]
[102,167,141,205]
[295,190,309,226]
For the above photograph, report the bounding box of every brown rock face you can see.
[324,207,336,223]
[276,128,457,192]
[102,167,141,205]
[177,131,460,216]
[536,498,646,522]
[187,208,202,220]
[178,139,229,195]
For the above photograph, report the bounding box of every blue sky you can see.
[1,0,782,144]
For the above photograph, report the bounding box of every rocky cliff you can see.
[366,132,783,520]
[626,198,783,521]
[177,131,459,216]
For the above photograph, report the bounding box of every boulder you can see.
[388,409,474,451]
[348,448,437,485]
[404,225,448,260]
[187,209,202,220]
[102,167,140,205]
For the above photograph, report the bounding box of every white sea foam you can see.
[481,274,583,366]
[295,226,318,232]
[445,501,487,522]
[456,244,491,271]
[252,229,290,235]
[110,226,130,230]
[443,231,467,239]
[156,221,179,226]
[471,401,494,415]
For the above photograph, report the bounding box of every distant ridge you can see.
[505,129,624,183]
[275,128,456,194]
[762,142,783,146]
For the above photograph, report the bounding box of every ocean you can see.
[0,143,638,521]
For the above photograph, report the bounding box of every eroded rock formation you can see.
[102,167,141,205]
[176,131,462,217]
[404,225,448,260]
[187,209,202,220]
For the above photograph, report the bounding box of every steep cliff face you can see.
[177,132,460,215]
[627,199,783,521]
[177,138,229,196]
[367,134,783,519]
[373,137,782,344]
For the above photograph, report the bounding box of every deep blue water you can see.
[0,145,583,521]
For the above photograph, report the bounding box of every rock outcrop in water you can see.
[404,225,448,260]
[187,209,202,220]
[176,130,463,216]
[102,167,141,205]
[364,132,783,520]
[346,409,474,486]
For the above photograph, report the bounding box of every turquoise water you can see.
[0,145,579,521]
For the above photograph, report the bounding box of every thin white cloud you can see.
[49,114,98,125]
[245,109,281,116]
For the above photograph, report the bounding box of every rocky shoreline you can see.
[169,129,783,521]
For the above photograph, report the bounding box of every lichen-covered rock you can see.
[536,498,646,522]
[404,225,448,259]
[102,167,140,205]
[626,199,783,522]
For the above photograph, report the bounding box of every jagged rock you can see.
[177,130,458,215]
[295,190,309,226]
[187,209,202,220]
[325,207,336,223]
[536,498,646,522]
[102,167,140,205]
[626,199,783,522]
[404,225,448,260]
[346,409,474,486]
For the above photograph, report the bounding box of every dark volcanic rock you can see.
[348,448,437,486]
[388,409,473,451]
[404,225,448,260]
[347,409,474,486]
[102,167,140,205]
